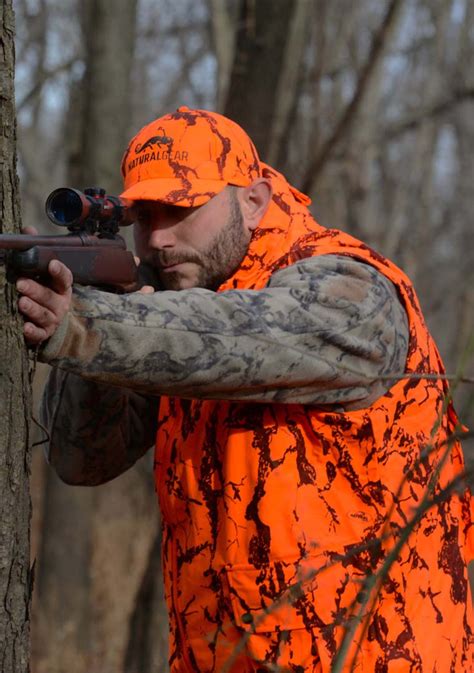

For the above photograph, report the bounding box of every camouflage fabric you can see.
[38,158,473,672]
[40,253,408,486]
[152,167,473,672]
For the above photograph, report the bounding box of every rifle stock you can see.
[0,234,138,293]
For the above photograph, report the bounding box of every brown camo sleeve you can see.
[40,369,159,485]
[39,254,408,483]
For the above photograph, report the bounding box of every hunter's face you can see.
[133,187,251,291]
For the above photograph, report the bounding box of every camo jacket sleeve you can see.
[39,254,408,483]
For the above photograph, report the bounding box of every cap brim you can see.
[120,178,228,206]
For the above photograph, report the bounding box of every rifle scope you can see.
[45,187,134,228]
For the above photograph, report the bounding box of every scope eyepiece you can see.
[45,187,135,232]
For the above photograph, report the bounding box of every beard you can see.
[153,191,249,291]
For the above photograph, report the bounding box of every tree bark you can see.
[79,0,138,191]
[224,0,304,160]
[30,3,165,672]
[33,476,95,673]
[0,1,32,671]
[209,0,237,112]
[123,528,169,673]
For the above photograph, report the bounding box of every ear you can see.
[238,178,272,232]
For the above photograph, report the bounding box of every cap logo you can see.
[135,128,173,153]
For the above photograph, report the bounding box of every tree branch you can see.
[300,0,406,195]
[381,87,474,141]
[17,57,79,112]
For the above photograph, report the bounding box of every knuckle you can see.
[24,283,41,302]
[30,301,41,317]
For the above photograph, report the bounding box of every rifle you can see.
[0,187,138,293]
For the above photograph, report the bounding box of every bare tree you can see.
[78,0,138,190]
[123,529,169,673]
[209,0,238,111]
[224,0,312,159]
[300,0,406,195]
[29,4,160,673]
[0,1,32,671]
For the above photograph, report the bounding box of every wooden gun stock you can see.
[0,234,138,293]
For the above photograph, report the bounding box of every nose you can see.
[148,224,177,249]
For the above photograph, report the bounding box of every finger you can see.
[21,225,38,235]
[23,321,49,346]
[18,296,57,329]
[48,260,73,294]
[133,255,140,266]
[137,285,155,294]
[16,278,62,309]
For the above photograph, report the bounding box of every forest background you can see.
[6,0,474,671]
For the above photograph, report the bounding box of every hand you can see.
[133,255,154,294]
[16,259,73,346]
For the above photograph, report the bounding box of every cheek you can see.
[182,218,220,251]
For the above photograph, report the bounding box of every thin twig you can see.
[17,57,79,112]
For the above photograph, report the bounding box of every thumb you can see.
[22,225,38,235]
[137,285,155,295]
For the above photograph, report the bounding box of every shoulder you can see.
[268,254,405,318]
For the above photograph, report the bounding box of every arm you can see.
[19,256,159,486]
[38,255,408,407]
[40,368,159,485]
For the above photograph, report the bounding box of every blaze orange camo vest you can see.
[155,166,473,673]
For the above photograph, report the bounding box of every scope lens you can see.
[46,189,83,225]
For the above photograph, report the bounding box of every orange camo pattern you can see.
[120,107,263,205]
[154,163,474,672]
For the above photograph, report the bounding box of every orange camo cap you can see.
[120,106,262,206]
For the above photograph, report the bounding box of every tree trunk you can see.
[30,3,165,672]
[209,0,237,112]
[224,0,307,161]
[0,1,32,671]
[123,528,169,673]
[33,477,95,673]
[79,0,138,191]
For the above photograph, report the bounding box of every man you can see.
[17,107,473,672]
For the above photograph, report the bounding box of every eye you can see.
[164,204,198,221]
[163,204,181,218]
[133,206,151,226]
